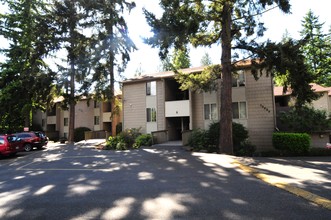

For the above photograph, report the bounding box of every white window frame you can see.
[204,103,217,120]
[94,116,100,125]
[232,101,247,119]
[232,70,246,87]
[146,81,156,96]
[146,108,157,122]
[64,117,69,126]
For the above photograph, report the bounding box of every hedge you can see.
[272,132,311,155]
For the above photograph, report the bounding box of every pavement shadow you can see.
[0,143,330,219]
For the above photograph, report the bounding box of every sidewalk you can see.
[234,156,331,210]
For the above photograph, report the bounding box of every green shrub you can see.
[118,128,142,148]
[74,127,91,142]
[133,134,152,149]
[105,128,142,150]
[234,141,256,156]
[207,121,249,154]
[116,122,122,135]
[279,106,331,133]
[273,132,311,155]
[188,129,209,151]
[115,141,127,150]
[232,122,249,147]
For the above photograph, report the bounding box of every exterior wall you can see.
[123,82,147,133]
[310,133,330,148]
[75,100,95,131]
[310,92,329,113]
[246,70,275,151]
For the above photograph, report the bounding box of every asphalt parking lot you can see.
[0,142,330,219]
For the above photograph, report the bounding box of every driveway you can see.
[0,143,330,219]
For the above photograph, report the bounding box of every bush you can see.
[74,127,91,142]
[104,128,142,150]
[273,132,311,155]
[279,106,331,133]
[104,135,128,150]
[133,134,152,149]
[234,141,256,156]
[207,121,249,154]
[188,129,210,151]
[118,128,142,148]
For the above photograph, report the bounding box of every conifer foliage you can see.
[144,0,292,154]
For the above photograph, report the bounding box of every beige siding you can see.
[310,92,329,112]
[75,100,94,130]
[123,82,147,133]
[191,92,204,129]
[246,70,275,151]
[157,80,166,130]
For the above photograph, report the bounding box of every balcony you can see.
[165,100,190,117]
[102,112,112,122]
[47,116,56,124]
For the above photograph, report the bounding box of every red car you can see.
[0,134,23,157]
[14,132,45,152]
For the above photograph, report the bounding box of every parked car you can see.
[14,132,46,152]
[33,131,49,146]
[0,134,23,157]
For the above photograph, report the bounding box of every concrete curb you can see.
[232,160,331,211]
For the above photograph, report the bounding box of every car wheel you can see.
[24,144,32,152]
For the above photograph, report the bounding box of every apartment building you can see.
[32,96,121,140]
[122,61,276,152]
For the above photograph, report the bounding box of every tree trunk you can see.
[68,60,75,143]
[219,2,233,154]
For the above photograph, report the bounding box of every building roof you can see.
[123,60,257,84]
[274,83,331,96]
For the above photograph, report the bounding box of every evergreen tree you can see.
[144,0,291,154]
[52,0,136,142]
[300,10,331,86]
[0,0,57,132]
[52,0,94,142]
[200,52,212,66]
[172,46,190,69]
[88,0,136,101]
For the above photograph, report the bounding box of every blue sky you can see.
[124,0,331,79]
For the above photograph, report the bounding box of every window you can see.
[232,70,245,87]
[0,137,4,145]
[42,119,45,127]
[146,108,156,122]
[204,103,217,120]
[94,116,100,125]
[232,102,247,119]
[146,81,156,96]
[64,118,69,126]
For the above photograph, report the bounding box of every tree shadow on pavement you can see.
[0,144,330,219]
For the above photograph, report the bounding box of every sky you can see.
[123,0,331,79]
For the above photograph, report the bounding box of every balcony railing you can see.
[165,100,190,117]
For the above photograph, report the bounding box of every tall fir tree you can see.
[144,0,292,154]
[0,0,57,132]
[300,10,331,86]
[200,52,212,66]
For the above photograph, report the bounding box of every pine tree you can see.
[200,52,212,66]
[300,10,331,86]
[144,0,291,154]
[0,0,57,132]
